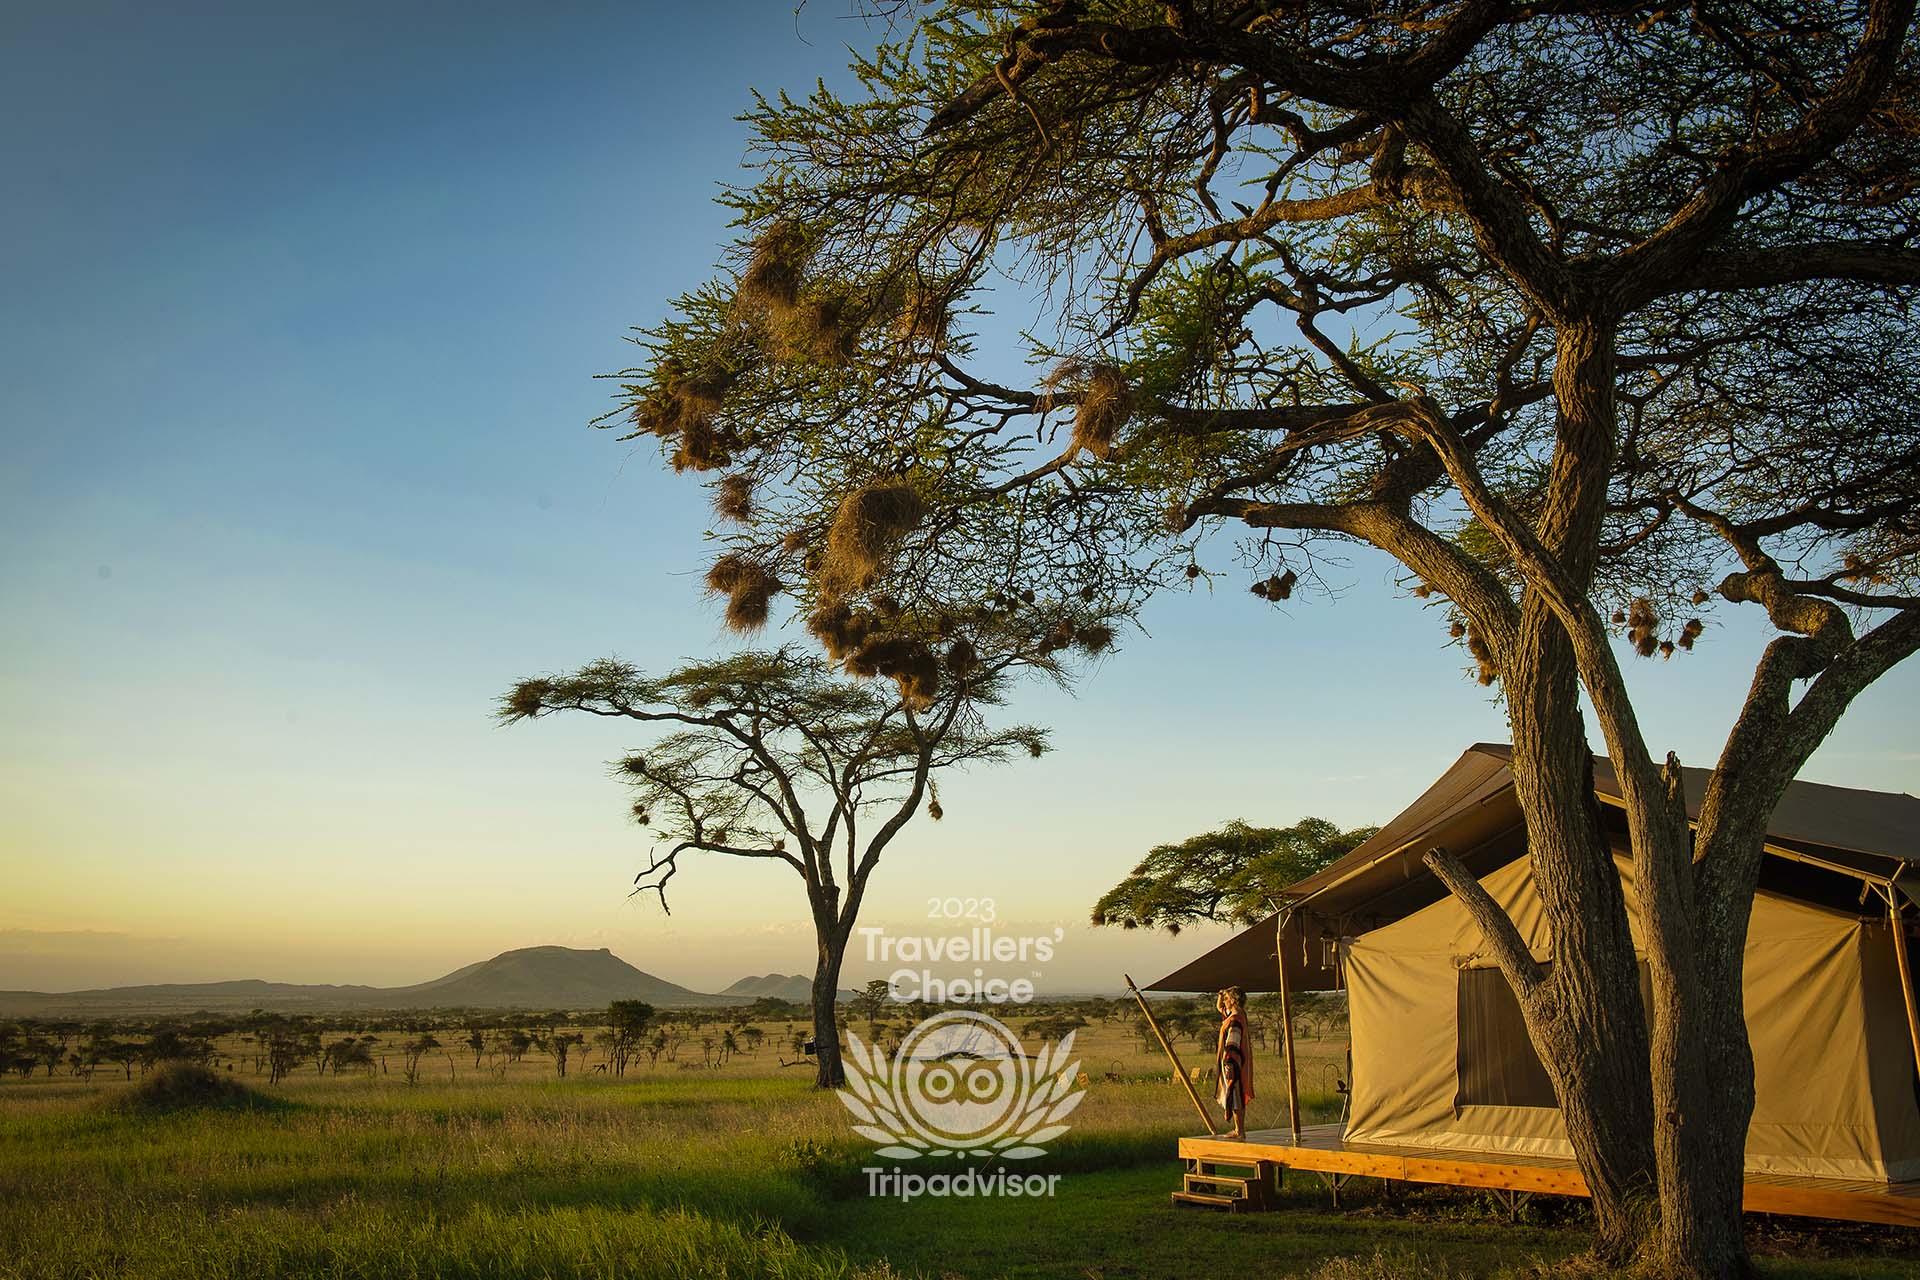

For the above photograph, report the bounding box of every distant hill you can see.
[381,946,710,1010]
[0,946,747,1017]
[721,973,813,1001]
[722,973,863,1004]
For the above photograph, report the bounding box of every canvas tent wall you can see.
[1147,744,1920,1182]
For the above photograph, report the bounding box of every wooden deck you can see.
[1178,1124,1920,1227]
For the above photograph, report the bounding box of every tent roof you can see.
[1146,743,1920,993]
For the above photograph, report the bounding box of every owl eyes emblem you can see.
[838,1010,1088,1159]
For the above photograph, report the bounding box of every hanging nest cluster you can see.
[1250,569,1297,601]
[820,482,927,594]
[927,781,944,822]
[1466,625,1497,686]
[734,221,860,366]
[738,221,808,316]
[892,277,954,347]
[1074,622,1116,655]
[628,358,742,474]
[850,637,941,708]
[713,474,754,524]
[1678,617,1704,651]
[1623,597,1660,657]
[765,292,859,365]
[807,600,941,709]
[704,553,782,633]
[1026,615,1117,659]
[1069,365,1134,461]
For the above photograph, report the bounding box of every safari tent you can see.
[1148,744,1920,1222]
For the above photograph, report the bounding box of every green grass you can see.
[0,1070,1914,1279]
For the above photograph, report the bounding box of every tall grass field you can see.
[0,1022,1913,1279]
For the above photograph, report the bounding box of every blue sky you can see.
[2,2,1914,995]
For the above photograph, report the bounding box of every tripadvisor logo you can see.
[838,1010,1085,1200]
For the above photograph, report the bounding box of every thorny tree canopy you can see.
[500,650,1048,908]
[606,0,1920,695]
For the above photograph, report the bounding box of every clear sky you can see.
[3,2,1914,998]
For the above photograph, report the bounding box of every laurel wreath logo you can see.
[836,1010,1086,1159]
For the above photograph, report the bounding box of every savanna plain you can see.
[1,1008,1914,1280]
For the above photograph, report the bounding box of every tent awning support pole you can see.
[1125,974,1216,1136]
[1276,911,1302,1141]
[1887,890,1920,1081]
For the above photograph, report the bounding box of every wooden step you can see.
[1184,1172,1253,1197]
[1171,1189,1241,1210]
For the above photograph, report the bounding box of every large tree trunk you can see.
[1505,666,1660,1259]
[1649,924,1756,1279]
[810,924,848,1088]
[1499,317,1660,1260]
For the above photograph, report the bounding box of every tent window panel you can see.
[1455,963,1652,1112]
[1456,966,1556,1110]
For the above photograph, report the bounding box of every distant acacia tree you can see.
[604,1000,655,1077]
[401,1034,440,1087]
[854,978,893,1035]
[747,996,798,1021]
[264,1031,311,1085]
[541,1031,585,1078]
[496,1029,534,1067]
[104,1038,139,1081]
[504,648,1050,1088]
[324,1037,375,1076]
[27,1033,65,1078]
[140,1027,213,1071]
[1091,818,1376,934]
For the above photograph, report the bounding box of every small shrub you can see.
[781,1137,838,1186]
[122,1061,274,1112]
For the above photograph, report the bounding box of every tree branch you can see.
[1670,242,1920,294]
[1423,845,1545,998]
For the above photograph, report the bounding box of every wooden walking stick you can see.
[1265,898,1305,1140]
[1125,973,1217,1135]
[1276,915,1303,1140]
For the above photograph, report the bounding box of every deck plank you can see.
[1176,1127,1920,1228]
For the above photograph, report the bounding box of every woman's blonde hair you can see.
[1218,986,1244,1014]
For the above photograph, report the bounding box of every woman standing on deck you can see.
[1215,987,1253,1140]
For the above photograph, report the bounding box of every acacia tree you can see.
[502,648,1049,1087]
[602,4,1920,1271]
[1091,817,1377,932]
[605,999,655,1077]
[855,977,894,1033]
